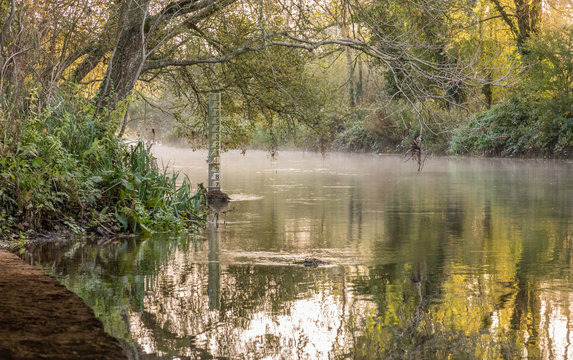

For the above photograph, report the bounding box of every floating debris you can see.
[295,258,329,267]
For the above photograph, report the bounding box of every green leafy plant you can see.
[0,91,207,237]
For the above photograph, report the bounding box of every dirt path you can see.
[0,250,126,359]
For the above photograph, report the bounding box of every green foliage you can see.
[334,121,376,152]
[0,92,206,238]
[449,27,573,157]
[95,138,207,233]
[450,97,572,157]
[329,99,467,155]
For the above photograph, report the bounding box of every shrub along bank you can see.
[449,96,572,157]
[0,95,206,240]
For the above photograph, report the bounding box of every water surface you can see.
[26,149,573,359]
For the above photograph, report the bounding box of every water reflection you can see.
[23,150,573,359]
[208,225,220,310]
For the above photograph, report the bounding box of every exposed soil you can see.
[0,250,126,360]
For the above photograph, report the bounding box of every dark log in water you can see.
[294,258,330,267]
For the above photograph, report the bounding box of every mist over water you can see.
[26,147,573,359]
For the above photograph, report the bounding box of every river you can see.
[25,147,573,359]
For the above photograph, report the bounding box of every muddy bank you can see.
[0,250,126,360]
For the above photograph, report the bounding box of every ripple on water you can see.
[228,193,264,201]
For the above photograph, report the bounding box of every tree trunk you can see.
[340,2,355,108]
[529,0,542,35]
[356,58,363,106]
[514,0,531,45]
[491,0,542,50]
[514,0,542,47]
[95,0,150,111]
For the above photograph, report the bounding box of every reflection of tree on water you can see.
[349,182,489,358]
[21,160,573,359]
[27,234,362,358]
[358,189,494,356]
[346,179,363,243]
[344,174,573,359]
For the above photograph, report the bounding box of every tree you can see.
[489,0,542,49]
[1,0,529,151]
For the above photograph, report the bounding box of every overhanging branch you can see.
[142,35,392,72]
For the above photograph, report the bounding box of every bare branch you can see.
[142,34,392,72]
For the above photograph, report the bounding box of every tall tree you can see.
[490,0,542,49]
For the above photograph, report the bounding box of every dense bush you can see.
[333,121,379,152]
[0,95,206,239]
[449,97,572,157]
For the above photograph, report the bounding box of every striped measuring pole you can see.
[208,92,221,191]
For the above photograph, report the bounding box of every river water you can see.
[25,148,573,359]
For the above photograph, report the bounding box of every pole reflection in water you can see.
[207,224,221,310]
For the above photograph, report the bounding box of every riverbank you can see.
[0,250,126,359]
